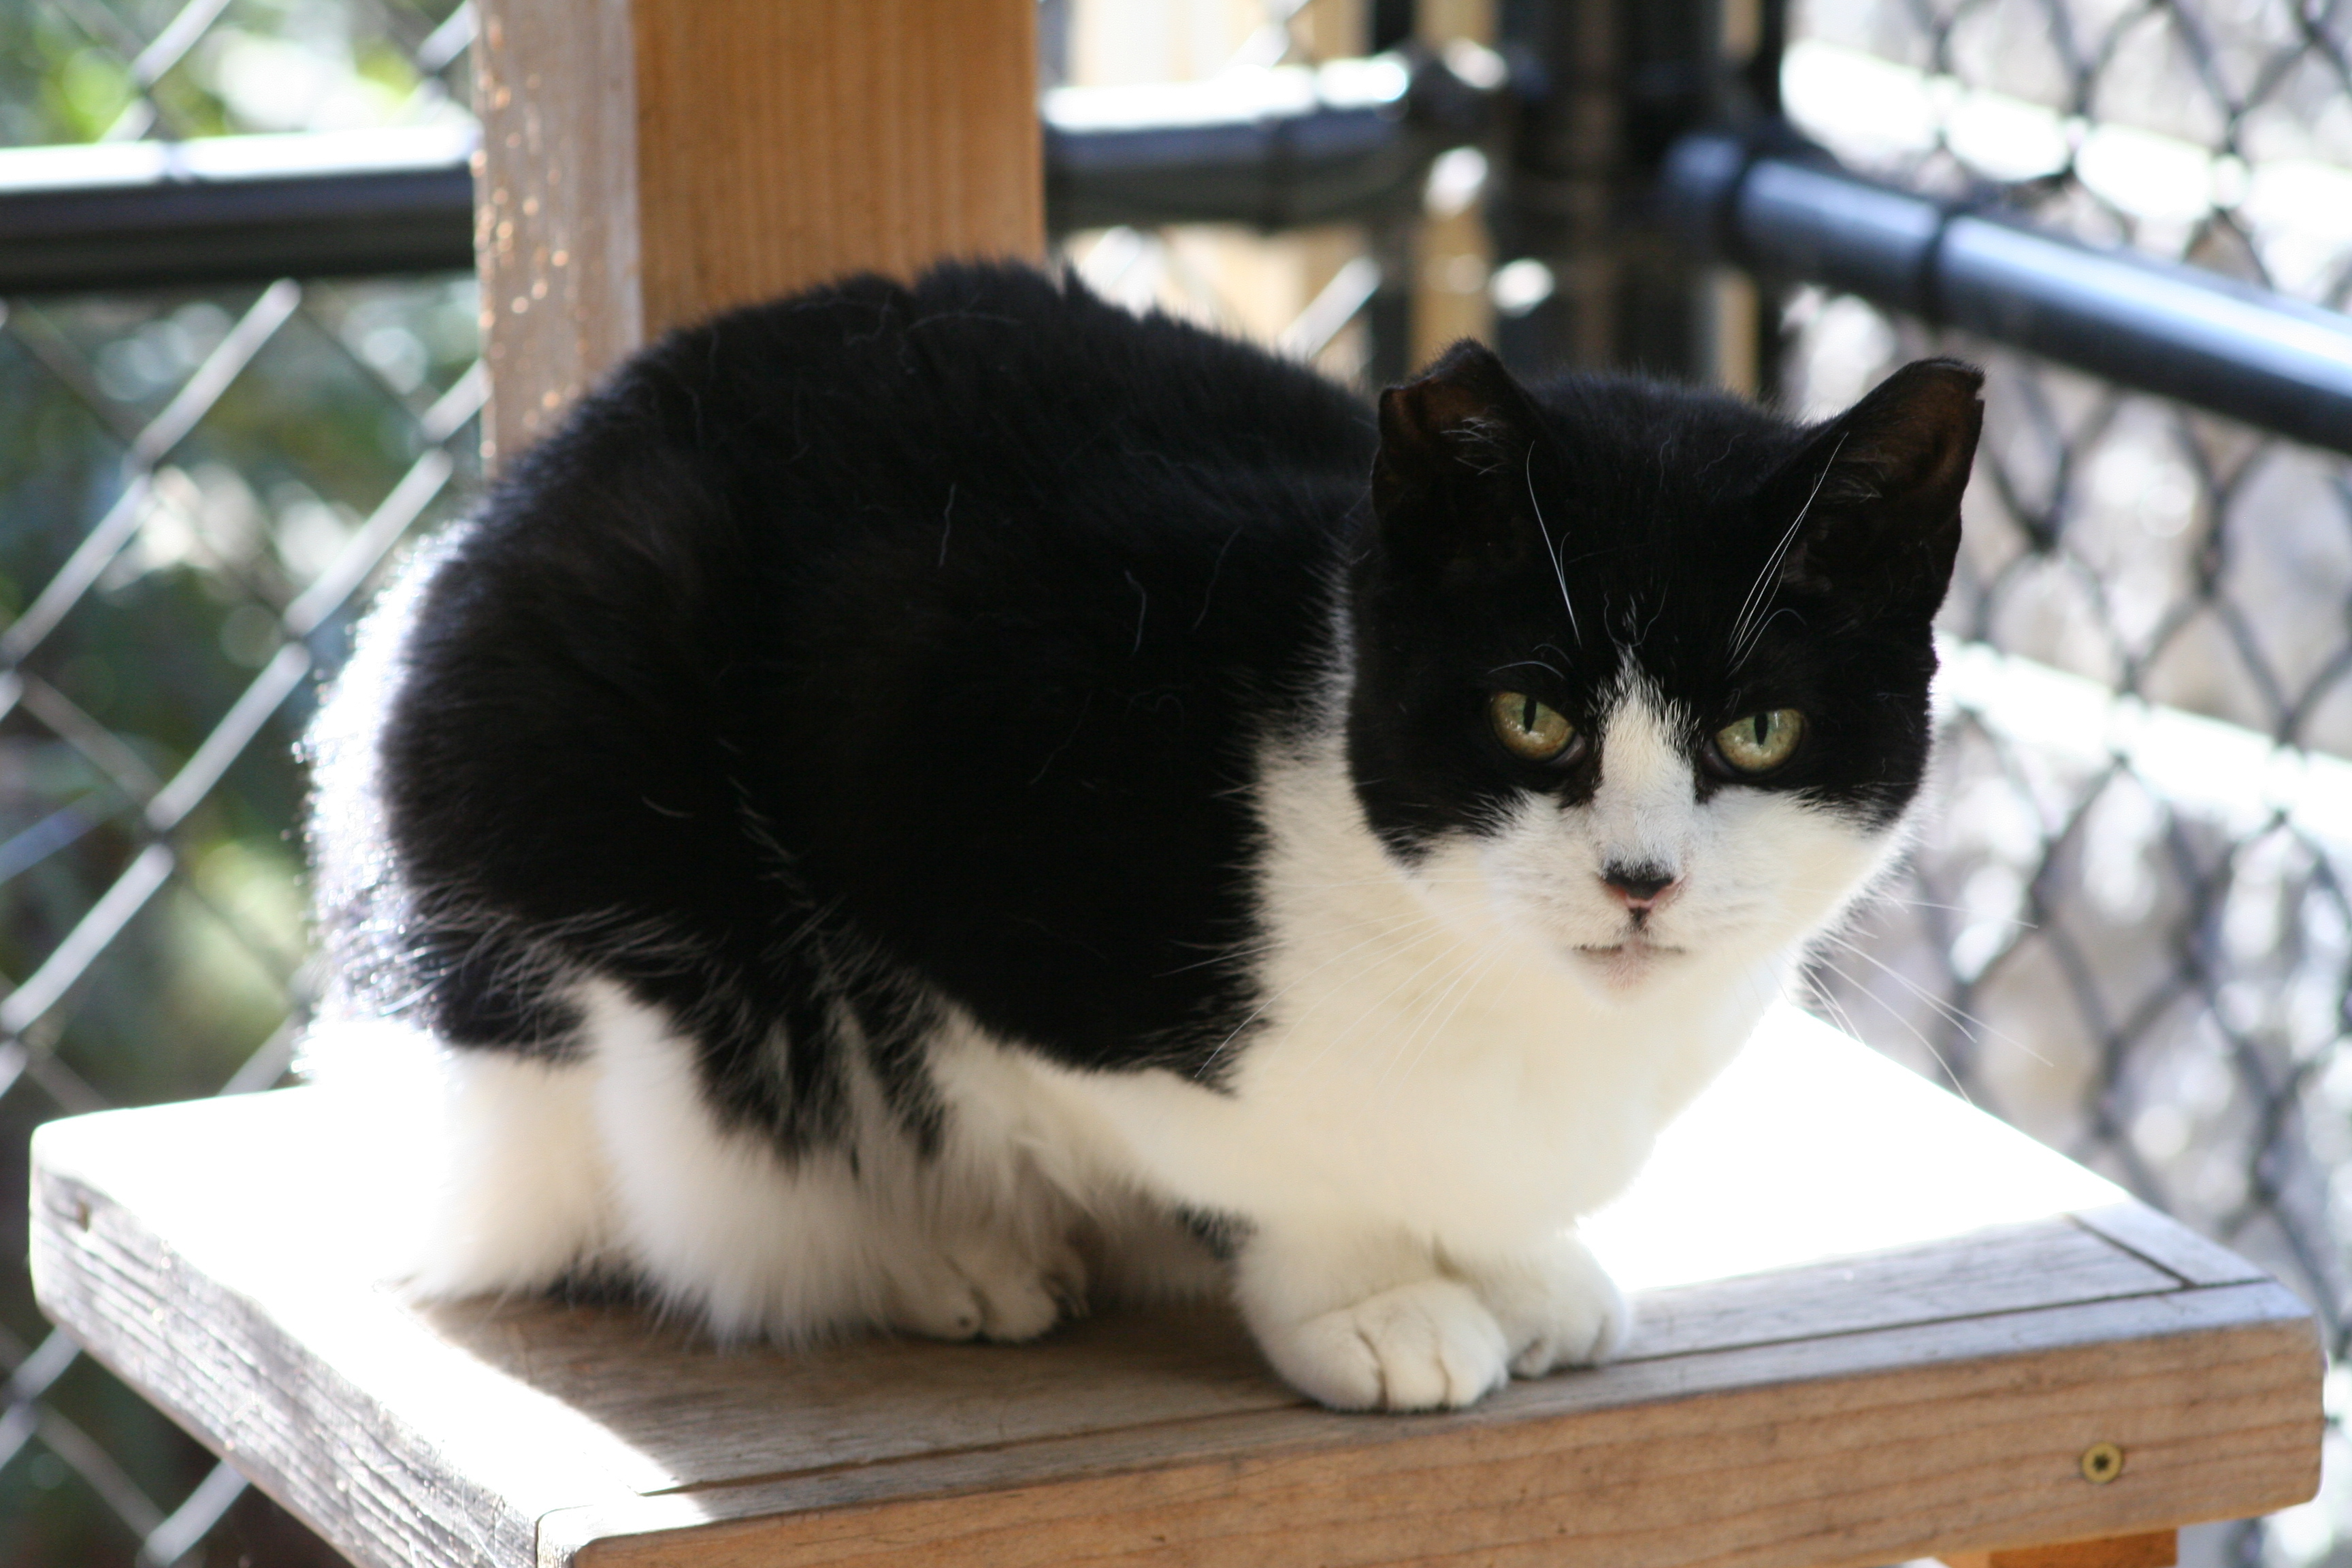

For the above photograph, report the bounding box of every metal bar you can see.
[0,129,479,293]
[0,56,1498,297]
[17,84,2347,458]
[1665,129,2352,455]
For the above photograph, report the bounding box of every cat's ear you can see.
[1767,357,1983,619]
[1375,342,1541,496]
[1372,341,1542,560]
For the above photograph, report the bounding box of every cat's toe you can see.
[887,1236,1087,1343]
[1459,1233,1631,1378]
[961,1237,1088,1341]
[883,1254,990,1340]
[1267,1279,1509,1411]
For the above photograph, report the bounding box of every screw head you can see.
[2081,1441,2125,1484]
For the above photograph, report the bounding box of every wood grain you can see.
[27,1006,2325,1568]
[632,0,1042,335]
[472,0,1042,468]
[1941,1528,2178,1567]
[2072,1203,2272,1289]
[472,0,640,466]
[538,1286,2316,1568]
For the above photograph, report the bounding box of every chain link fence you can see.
[1782,1,2352,1563]
[5,0,2351,1565]
[1,3,481,1558]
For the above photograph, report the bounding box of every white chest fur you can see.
[1028,741,1807,1254]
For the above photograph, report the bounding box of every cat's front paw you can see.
[1258,1278,1510,1411]
[1455,1231,1630,1378]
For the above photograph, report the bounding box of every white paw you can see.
[1260,1278,1510,1411]
[885,1234,1087,1343]
[1455,1232,1630,1378]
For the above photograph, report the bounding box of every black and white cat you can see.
[303,263,1979,1411]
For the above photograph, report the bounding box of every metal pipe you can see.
[0,127,478,293]
[0,56,1498,297]
[1665,129,2352,455]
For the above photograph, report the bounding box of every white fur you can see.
[309,642,1899,1409]
[1009,676,1895,1407]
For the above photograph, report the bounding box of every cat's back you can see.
[507,263,1372,559]
[355,263,1377,1071]
[420,265,1374,690]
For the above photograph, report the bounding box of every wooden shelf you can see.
[29,1005,2321,1567]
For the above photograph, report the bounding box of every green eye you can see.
[1490,691,1576,762]
[1716,708,1806,773]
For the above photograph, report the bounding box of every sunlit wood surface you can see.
[28,1004,2320,1567]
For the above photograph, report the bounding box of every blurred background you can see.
[2,0,2350,1563]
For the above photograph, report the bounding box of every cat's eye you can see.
[1715,708,1806,774]
[1490,691,1577,762]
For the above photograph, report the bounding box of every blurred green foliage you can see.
[0,275,479,1568]
[0,0,466,148]
[0,5,478,1563]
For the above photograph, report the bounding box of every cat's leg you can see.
[881,1065,1103,1341]
[407,1045,615,1296]
[1232,1224,1513,1411]
[586,980,1088,1344]
[304,1018,615,1298]
[1443,1230,1631,1377]
[587,981,917,1339]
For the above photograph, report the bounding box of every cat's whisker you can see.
[1369,940,1489,1089]
[1384,939,1511,1092]
[1296,926,1487,1077]
[1324,931,1480,1048]
[1810,928,2048,1067]
[1795,965,1871,1061]
[1806,951,1982,1108]
[1525,443,1581,647]
[1729,434,1846,669]
[1851,893,2039,929]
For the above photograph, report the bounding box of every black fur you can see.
[323,263,1978,1162]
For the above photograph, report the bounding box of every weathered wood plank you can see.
[31,1164,561,1568]
[2072,1203,2271,1289]
[28,1007,2324,1568]
[28,1093,2189,1514]
[471,0,641,467]
[1941,1529,2178,1567]
[537,1287,2315,1568]
[28,1011,2178,1492]
[1621,1219,2174,1363]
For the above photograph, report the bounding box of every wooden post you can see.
[471,0,1043,467]
[1941,1529,2179,1568]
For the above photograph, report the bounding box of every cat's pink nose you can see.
[1601,862,1680,909]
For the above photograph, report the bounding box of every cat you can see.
[301,261,1980,1411]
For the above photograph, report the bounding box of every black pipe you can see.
[1045,53,1488,230]
[1666,129,2352,455]
[0,56,1497,297]
[0,131,478,294]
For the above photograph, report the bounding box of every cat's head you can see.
[1348,342,1981,998]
